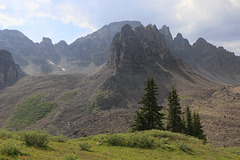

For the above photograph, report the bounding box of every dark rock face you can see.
[108,24,182,74]
[68,21,142,67]
[160,26,240,85]
[0,50,25,89]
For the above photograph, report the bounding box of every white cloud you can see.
[55,2,97,31]
[37,0,51,4]
[0,14,24,28]
[0,4,6,10]
[230,0,240,7]
[26,2,39,11]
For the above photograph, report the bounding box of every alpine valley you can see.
[0,21,240,147]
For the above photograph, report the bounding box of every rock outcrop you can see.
[0,50,25,89]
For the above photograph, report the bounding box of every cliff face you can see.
[0,50,25,89]
[108,24,182,74]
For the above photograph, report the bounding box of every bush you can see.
[61,154,80,160]
[21,129,49,148]
[127,133,155,149]
[51,134,68,143]
[0,129,14,139]
[78,142,92,151]
[103,134,125,146]
[0,139,24,157]
[98,132,155,149]
[178,142,192,152]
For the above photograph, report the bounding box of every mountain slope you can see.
[160,26,240,85]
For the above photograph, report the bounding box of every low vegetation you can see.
[5,95,57,130]
[60,90,78,102]
[0,129,239,159]
[20,129,49,148]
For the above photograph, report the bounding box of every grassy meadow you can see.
[0,129,239,160]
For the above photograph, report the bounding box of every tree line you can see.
[131,77,206,141]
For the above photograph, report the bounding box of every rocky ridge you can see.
[159,26,240,85]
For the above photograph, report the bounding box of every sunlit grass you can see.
[0,129,239,160]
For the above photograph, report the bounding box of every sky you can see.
[0,0,240,55]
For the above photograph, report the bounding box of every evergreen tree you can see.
[131,77,165,131]
[186,106,193,136]
[181,114,187,134]
[192,111,206,140]
[166,87,183,133]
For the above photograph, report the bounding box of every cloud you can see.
[37,0,51,4]
[0,14,24,28]
[0,4,6,10]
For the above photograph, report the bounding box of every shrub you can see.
[128,133,155,149]
[0,139,24,157]
[98,132,155,149]
[21,129,49,148]
[78,142,92,151]
[61,154,80,160]
[178,142,192,152]
[51,134,68,143]
[103,134,125,146]
[0,129,14,139]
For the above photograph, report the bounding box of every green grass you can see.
[5,95,57,130]
[60,90,78,102]
[179,95,193,100]
[88,89,114,111]
[0,129,239,160]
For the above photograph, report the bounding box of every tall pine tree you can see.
[131,77,165,131]
[186,106,193,136]
[193,111,206,140]
[167,87,183,133]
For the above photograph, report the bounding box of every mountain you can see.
[0,50,25,89]
[2,21,240,85]
[159,26,240,85]
[2,24,236,147]
[68,21,142,69]
[0,21,142,75]
[0,23,240,147]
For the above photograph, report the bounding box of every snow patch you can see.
[47,59,55,65]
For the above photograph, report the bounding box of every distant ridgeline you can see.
[1,21,240,84]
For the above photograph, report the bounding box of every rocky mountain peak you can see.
[193,37,212,49]
[159,25,173,40]
[108,24,181,74]
[120,24,135,38]
[40,37,53,45]
[196,37,207,44]
[173,33,191,50]
[175,33,183,39]
[56,40,68,46]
